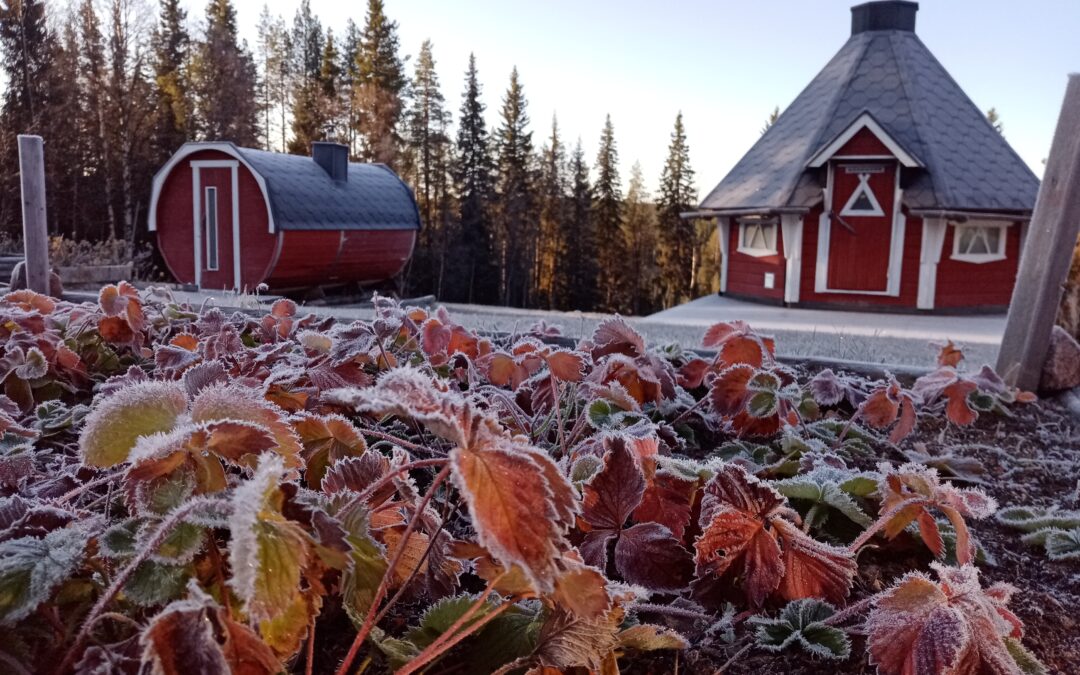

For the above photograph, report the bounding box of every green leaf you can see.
[1004,636,1049,675]
[146,471,198,516]
[470,601,544,673]
[747,391,778,418]
[750,599,851,660]
[123,560,187,607]
[406,593,494,649]
[996,506,1080,533]
[147,521,206,564]
[79,381,188,467]
[99,518,141,560]
[1044,528,1080,561]
[369,627,421,671]
[0,527,87,624]
[339,505,388,626]
[570,455,603,484]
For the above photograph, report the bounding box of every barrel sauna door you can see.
[192,161,239,290]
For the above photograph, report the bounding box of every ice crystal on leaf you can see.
[79,381,188,467]
[996,505,1080,561]
[866,563,1042,675]
[751,598,851,659]
[695,464,856,606]
[0,524,87,623]
[702,320,776,368]
[860,377,919,443]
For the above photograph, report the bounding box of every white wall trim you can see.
[191,164,243,290]
[807,112,923,169]
[149,142,276,234]
[191,159,239,169]
[191,169,202,287]
[780,213,803,304]
[231,165,242,290]
[917,217,947,309]
[718,218,730,293]
[815,163,905,297]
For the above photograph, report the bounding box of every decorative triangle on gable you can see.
[807,112,923,169]
[839,173,885,216]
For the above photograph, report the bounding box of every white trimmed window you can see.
[737,218,778,257]
[951,222,1007,263]
[204,186,219,271]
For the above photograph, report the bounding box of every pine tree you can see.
[189,0,259,144]
[761,105,779,135]
[535,116,566,308]
[403,39,451,297]
[353,0,406,167]
[493,67,536,306]
[151,0,191,159]
[291,0,322,84]
[452,53,496,304]
[986,107,1003,135]
[656,112,697,306]
[593,114,625,312]
[339,19,361,155]
[260,11,291,151]
[286,0,325,154]
[623,161,659,315]
[553,140,595,311]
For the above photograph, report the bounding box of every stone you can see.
[1040,325,1080,392]
[8,260,64,297]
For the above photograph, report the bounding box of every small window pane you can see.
[957,227,976,253]
[205,187,219,271]
[984,226,1001,253]
[762,223,777,250]
[968,229,990,254]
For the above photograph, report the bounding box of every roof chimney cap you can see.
[851,1,918,35]
[312,142,349,182]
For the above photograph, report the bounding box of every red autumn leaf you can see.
[420,317,452,355]
[937,340,964,368]
[590,317,646,359]
[860,378,919,442]
[581,436,645,531]
[943,380,979,426]
[709,364,755,416]
[484,352,530,389]
[3,289,55,314]
[545,350,585,382]
[867,563,1030,675]
[591,354,663,407]
[633,470,698,540]
[677,357,710,389]
[702,320,775,368]
[695,465,855,606]
[551,563,612,619]
[614,522,693,592]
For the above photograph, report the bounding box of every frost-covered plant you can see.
[997,505,1080,561]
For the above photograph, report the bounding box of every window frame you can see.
[950,221,1008,264]
[204,186,219,271]
[838,170,885,217]
[736,217,779,257]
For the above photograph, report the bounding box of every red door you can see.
[196,166,236,290]
[826,162,896,292]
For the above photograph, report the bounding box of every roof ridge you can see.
[888,32,950,205]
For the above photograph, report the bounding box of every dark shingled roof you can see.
[699,18,1039,214]
[234,146,420,231]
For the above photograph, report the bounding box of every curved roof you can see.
[235,147,420,231]
[699,21,1040,214]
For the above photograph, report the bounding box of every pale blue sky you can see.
[230,0,1079,197]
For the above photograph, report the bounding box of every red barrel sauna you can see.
[149,141,419,292]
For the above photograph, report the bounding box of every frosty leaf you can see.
[123,560,187,607]
[617,624,689,651]
[702,320,775,368]
[591,317,646,359]
[1043,528,1080,561]
[581,436,645,531]
[322,452,390,498]
[772,519,856,605]
[550,564,611,619]
[228,455,313,626]
[632,469,697,540]
[774,472,873,528]
[1004,637,1049,675]
[191,384,301,468]
[867,563,1038,675]
[140,589,280,675]
[995,505,1080,533]
[532,605,621,670]
[0,526,87,623]
[79,381,187,467]
[614,523,693,592]
[545,350,585,382]
[751,598,851,659]
[99,518,140,559]
[144,519,206,564]
[471,601,544,673]
[293,413,367,489]
[339,505,388,625]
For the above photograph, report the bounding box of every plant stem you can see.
[334,464,452,675]
[55,472,119,504]
[631,602,714,622]
[340,457,449,514]
[673,395,709,425]
[305,613,317,675]
[846,497,926,553]
[550,376,566,456]
[55,498,231,675]
[717,641,754,673]
[823,595,876,626]
[359,428,434,455]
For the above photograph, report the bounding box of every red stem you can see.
[334,464,452,675]
[397,595,516,675]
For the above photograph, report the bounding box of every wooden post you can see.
[997,74,1080,390]
[17,135,50,295]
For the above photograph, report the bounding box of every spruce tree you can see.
[656,112,697,306]
[403,40,451,297]
[339,20,361,155]
[623,161,660,315]
[553,140,596,311]
[592,114,625,312]
[287,0,325,153]
[493,67,536,306]
[536,116,566,308]
[190,0,259,144]
[353,0,406,166]
[452,53,496,304]
[151,0,191,159]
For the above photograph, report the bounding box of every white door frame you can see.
[814,161,905,297]
[190,160,241,290]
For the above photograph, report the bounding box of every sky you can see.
[220,0,1078,197]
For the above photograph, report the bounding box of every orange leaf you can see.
[545,350,585,382]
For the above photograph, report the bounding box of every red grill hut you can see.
[692,0,1039,311]
[149,142,420,292]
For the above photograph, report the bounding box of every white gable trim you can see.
[807,113,923,169]
[149,142,277,235]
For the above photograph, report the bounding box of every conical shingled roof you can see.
[699,2,1039,214]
